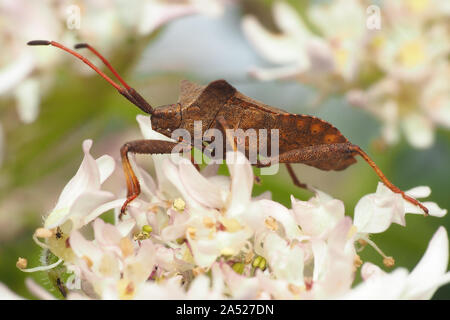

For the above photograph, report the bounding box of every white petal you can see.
[70,231,103,265]
[93,219,122,250]
[115,219,136,237]
[178,158,224,208]
[353,184,404,233]
[273,2,311,38]
[162,158,200,209]
[0,52,33,94]
[245,199,300,239]
[343,268,409,300]
[161,211,190,241]
[311,239,327,282]
[401,113,435,149]
[249,64,308,81]
[420,202,447,217]
[189,230,251,268]
[360,262,385,281]
[25,278,55,300]
[95,155,115,185]
[53,140,100,212]
[0,283,23,300]
[138,3,196,35]
[84,198,127,225]
[242,15,306,65]
[125,239,155,284]
[226,152,253,216]
[14,78,40,123]
[186,275,215,299]
[220,264,259,299]
[50,190,114,230]
[136,115,175,142]
[263,232,304,285]
[406,227,449,299]
[316,218,355,297]
[354,193,400,233]
[291,192,345,237]
[405,186,431,198]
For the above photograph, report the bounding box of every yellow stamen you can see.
[288,283,304,295]
[244,251,254,264]
[203,216,215,228]
[347,225,358,239]
[252,256,267,270]
[264,217,278,231]
[82,256,93,268]
[16,257,27,269]
[34,228,53,238]
[232,262,245,275]
[192,267,205,276]
[398,40,425,68]
[221,218,242,232]
[358,239,368,246]
[119,237,134,257]
[353,254,363,271]
[142,225,153,233]
[187,227,196,240]
[383,256,395,268]
[173,198,186,212]
[220,247,234,256]
[117,279,135,300]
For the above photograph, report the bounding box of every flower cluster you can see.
[8,115,449,300]
[242,0,450,149]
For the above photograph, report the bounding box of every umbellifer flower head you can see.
[9,116,449,300]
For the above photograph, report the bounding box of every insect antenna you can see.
[74,43,131,91]
[27,40,153,114]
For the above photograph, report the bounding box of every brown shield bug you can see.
[27,40,429,218]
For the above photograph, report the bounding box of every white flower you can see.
[69,219,155,299]
[291,189,345,238]
[354,182,447,235]
[138,0,230,35]
[421,62,450,129]
[262,232,304,286]
[44,140,116,231]
[343,227,450,299]
[242,0,365,84]
[310,217,355,299]
[0,0,61,124]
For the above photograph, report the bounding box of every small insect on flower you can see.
[27,40,429,220]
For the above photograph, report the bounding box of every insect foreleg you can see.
[120,139,181,219]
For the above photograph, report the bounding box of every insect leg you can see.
[215,116,237,152]
[350,145,429,215]
[272,142,429,215]
[285,163,309,190]
[215,116,262,184]
[120,139,181,219]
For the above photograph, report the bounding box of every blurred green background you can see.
[0,0,449,299]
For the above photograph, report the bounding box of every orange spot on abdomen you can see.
[324,134,339,144]
[310,123,324,134]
